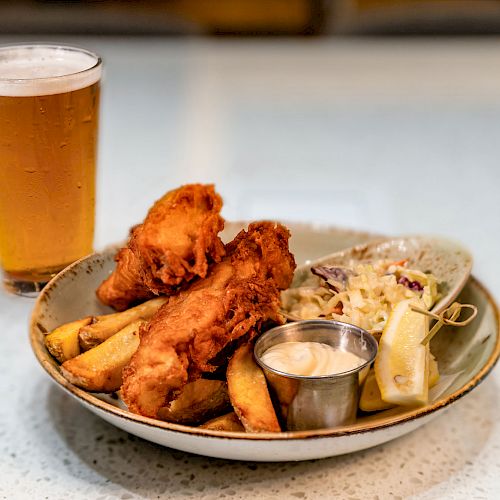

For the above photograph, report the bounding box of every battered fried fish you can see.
[96,247,153,312]
[121,222,296,418]
[97,184,225,310]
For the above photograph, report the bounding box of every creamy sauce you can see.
[261,341,365,376]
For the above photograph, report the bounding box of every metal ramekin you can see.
[254,320,378,431]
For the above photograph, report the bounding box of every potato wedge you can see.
[157,379,230,425]
[79,297,166,351]
[199,412,245,432]
[61,320,143,392]
[227,343,281,433]
[44,317,92,363]
[359,369,395,412]
[429,353,440,389]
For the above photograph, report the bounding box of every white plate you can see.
[30,223,500,461]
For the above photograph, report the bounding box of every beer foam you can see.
[0,45,101,97]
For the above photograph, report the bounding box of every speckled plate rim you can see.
[30,236,500,443]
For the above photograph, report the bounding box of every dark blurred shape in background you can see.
[0,0,324,35]
[2,0,500,36]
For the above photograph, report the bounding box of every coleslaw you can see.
[281,259,440,332]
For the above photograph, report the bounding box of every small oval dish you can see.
[285,236,472,326]
[30,224,498,462]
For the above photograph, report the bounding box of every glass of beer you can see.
[0,44,102,296]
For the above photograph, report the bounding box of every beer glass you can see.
[0,44,102,295]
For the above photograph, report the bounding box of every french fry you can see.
[227,344,281,433]
[61,320,143,392]
[79,297,167,351]
[44,317,92,363]
[157,379,230,425]
[199,412,245,432]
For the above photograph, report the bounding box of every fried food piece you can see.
[199,412,245,432]
[79,297,167,351]
[157,379,230,425]
[45,317,92,363]
[97,184,226,310]
[61,320,143,392]
[227,343,281,432]
[429,353,440,388]
[359,369,395,412]
[121,222,296,418]
[97,247,154,312]
[132,184,226,294]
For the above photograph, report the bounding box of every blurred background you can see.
[3,0,500,35]
[1,0,499,289]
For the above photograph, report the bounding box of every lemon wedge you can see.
[361,358,439,412]
[375,298,429,406]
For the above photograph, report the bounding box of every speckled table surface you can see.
[1,36,500,499]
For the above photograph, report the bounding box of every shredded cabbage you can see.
[281,260,440,332]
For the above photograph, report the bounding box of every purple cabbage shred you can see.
[398,276,423,291]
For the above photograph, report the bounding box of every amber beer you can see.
[0,45,101,293]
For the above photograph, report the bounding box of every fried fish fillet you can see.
[121,221,296,418]
[97,247,153,312]
[97,184,225,310]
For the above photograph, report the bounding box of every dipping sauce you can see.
[261,341,365,377]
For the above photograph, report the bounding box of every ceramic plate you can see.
[290,235,472,315]
[30,223,500,462]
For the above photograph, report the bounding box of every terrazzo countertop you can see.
[1,36,500,499]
